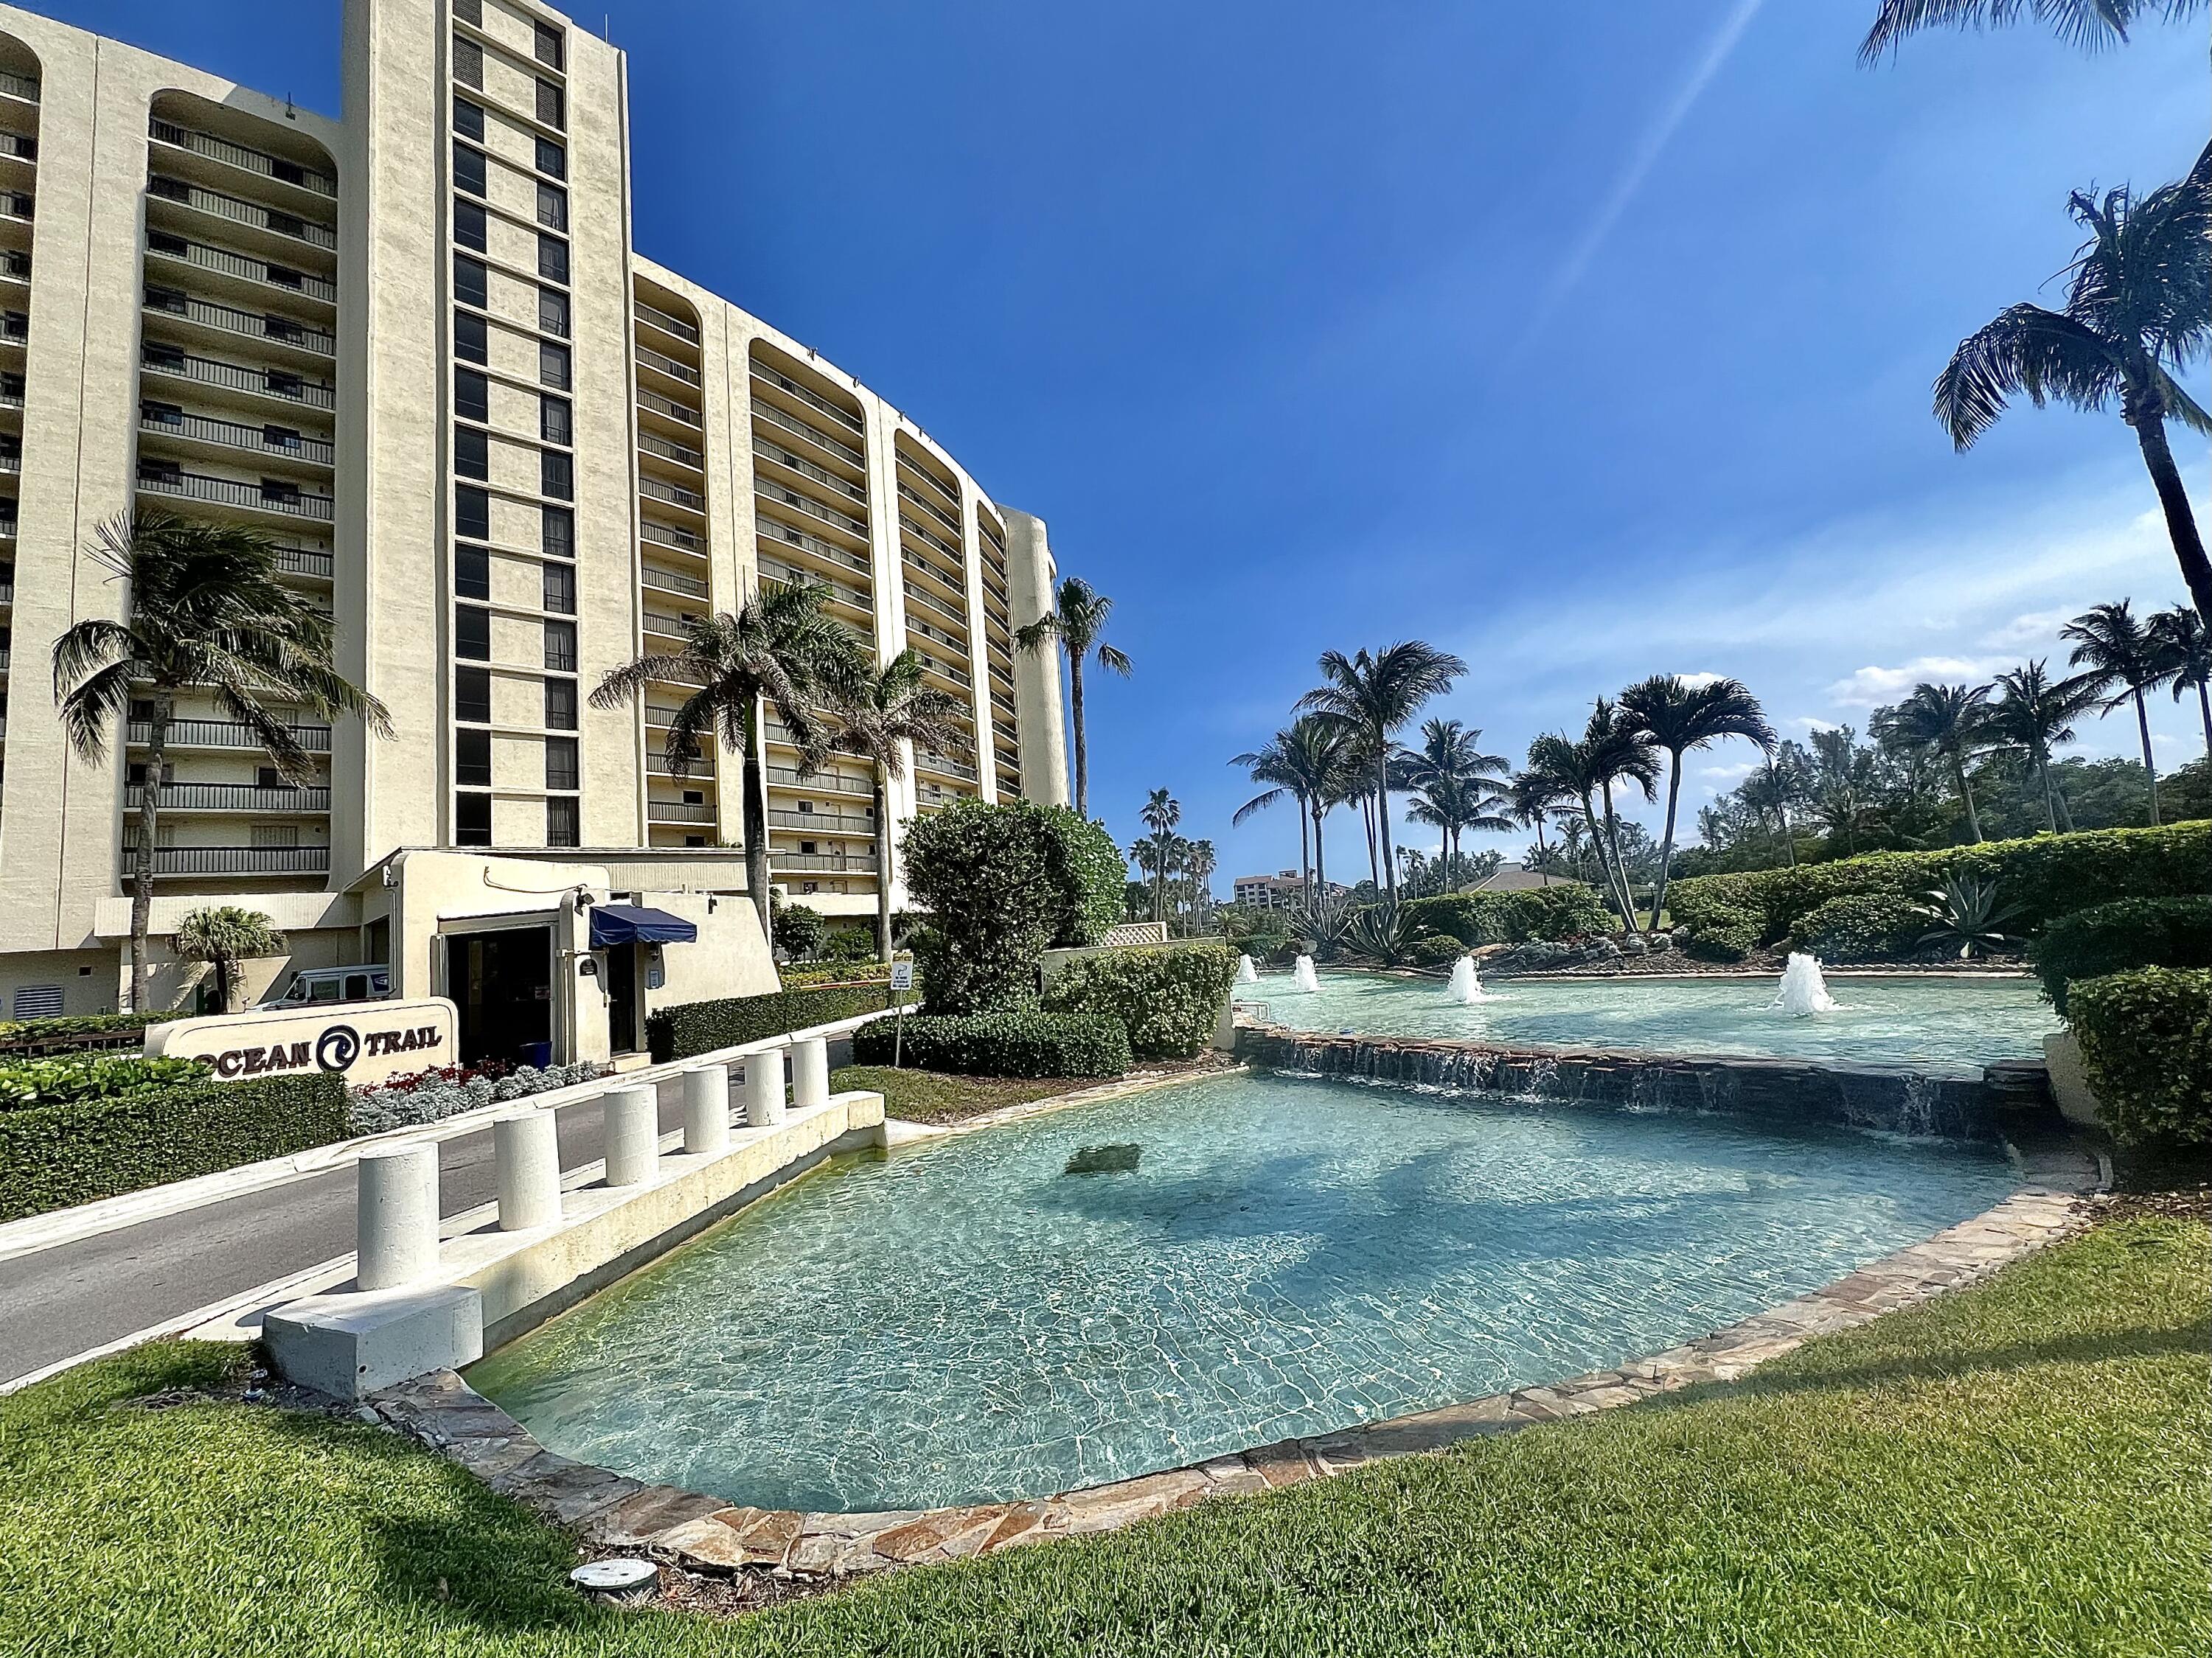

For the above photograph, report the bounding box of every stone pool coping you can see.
[366,1127,2104,1586]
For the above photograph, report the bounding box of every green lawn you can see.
[831,1065,1079,1124]
[1,1219,2204,1657]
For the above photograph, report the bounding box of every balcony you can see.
[639,430,703,471]
[141,346,335,410]
[772,850,877,874]
[751,365,863,436]
[641,564,708,600]
[0,70,38,104]
[636,342,700,386]
[639,475,703,513]
[906,614,970,660]
[766,762,870,796]
[760,557,869,614]
[641,518,702,555]
[147,117,336,198]
[634,299,699,344]
[120,844,330,877]
[900,511,964,565]
[128,718,331,751]
[644,751,712,779]
[636,386,700,428]
[768,807,874,834]
[902,578,969,633]
[139,467,333,522]
[756,514,869,577]
[642,607,700,641]
[145,231,336,304]
[914,651,971,690]
[144,287,335,357]
[897,480,961,536]
[147,173,337,251]
[647,801,716,825]
[759,481,866,540]
[0,189,29,224]
[276,544,334,579]
[0,133,30,165]
[126,782,332,812]
[754,436,867,506]
[917,750,980,784]
[750,399,864,470]
[140,408,333,467]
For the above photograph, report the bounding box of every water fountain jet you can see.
[1236,954,1260,985]
[1445,955,1499,1005]
[1293,955,1321,995]
[1771,952,1841,1017]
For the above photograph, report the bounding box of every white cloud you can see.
[1697,760,1760,782]
[1826,655,2010,707]
[1788,715,1840,732]
[1978,608,2073,650]
[1675,671,1727,688]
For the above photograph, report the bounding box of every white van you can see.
[258,965,392,1010]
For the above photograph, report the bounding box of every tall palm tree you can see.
[592,577,860,936]
[1507,768,1571,886]
[813,649,969,960]
[1185,838,1217,928]
[1231,726,1314,895]
[1989,661,2098,832]
[1871,682,1996,840]
[1295,642,1466,902]
[1861,0,2204,60]
[2150,604,2212,759]
[1525,723,1652,925]
[1014,576,1130,816]
[53,511,391,1011]
[1619,675,1775,933]
[1399,718,1509,893]
[1583,698,1660,919]
[2063,599,2177,823]
[1138,787,1180,923]
[1936,143,2212,622]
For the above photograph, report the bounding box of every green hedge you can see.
[1668,823,2212,950]
[645,983,901,1063]
[1790,894,1930,962]
[1683,907,1761,962]
[1402,885,1614,947]
[2070,968,2212,1148]
[0,1012,161,1055]
[852,1011,1131,1079]
[1040,944,1236,1060]
[1407,935,1464,969]
[0,1073,350,1222]
[0,1053,211,1109]
[2032,897,2212,1015]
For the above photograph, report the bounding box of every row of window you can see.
[454,793,579,849]
[451,38,566,133]
[453,484,572,555]
[452,141,566,230]
[453,423,571,498]
[453,603,574,672]
[454,728,577,791]
[453,198,568,285]
[455,664,577,730]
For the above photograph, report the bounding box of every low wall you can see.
[1235,1023,2056,1140]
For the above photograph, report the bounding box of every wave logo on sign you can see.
[316,1025,361,1073]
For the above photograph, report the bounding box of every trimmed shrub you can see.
[1037,807,1128,948]
[0,1053,212,1109]
[1683,906,1761,962]
[0,1011,162,1056]
[2033,896,2212,1015]
[646,983,899,1063]
[853,1011,1131,1079]
[1040,944,1236,1059]
[1790,894,1929,961]
[0,1073,350,1222]
[772,902,827,961]
[1407,935,1466,969]
[1403,885,1613,947]
[2070,967,2212,1147]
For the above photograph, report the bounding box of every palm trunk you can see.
[2132,410,2212,627]
[2036,744,2058,835]
[1297,804,1312,900]
[1068,655,1088,816]
[1951,751,1983,843]
[1310,801,1328,899]
[743,700,773,938]
[129,694,170,1012]
[1648,751,1683,936]
[1375,750,1397,902]
[1598,779,1632,923]
[215,957,234,1014]
[1580,790,1632,925]
[872,769,894,961]
[1534,816,1551,885]
[2196,680,2212,761]
[2132,686,2160,826]
[1361,796,1378,890]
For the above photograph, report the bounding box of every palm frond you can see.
[1934,304,2121,447]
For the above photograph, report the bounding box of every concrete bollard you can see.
[356,1143,440,1291]
[603,1085,661,1187]
[792,1037,830,1110]
[742,1045,787,1128]
[682,1064,731,1156]
[493,1109,563,1231]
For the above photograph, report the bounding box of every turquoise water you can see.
[470,1073,2017,1513]
[1247,971,2057,1073]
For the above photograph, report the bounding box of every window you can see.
[125,762,175,786]
[545,678,578,731]
[456,728,492,787]
[453,94,484,142]
[534,20,565,69]
[536,233,568,285]
[538,285,569,338]
[545,736,579,792]
[536,182,566,231]
[452,142,487,197]
[456,665,492,723]
[540,449,572,501]
[454,254,487,310]
[541,560,574,615]
[534,136,566,179]
[540,394,571,445]
[538,341,570,390]
[454,791,491,846]
[454,366,490,424]
[453,198,486,252]
[256,767,288,790]
[453,0,481,25]
[453,309,487,364]
[543,619,577,672]
[454,543,490,599]
[546,797,580,848]
[455,484,490,540]
[453,36,483,89]
[541,504,574,560]
[683,790,705,807]
[535,78,564,129]
[456,604,491,661]
[453,425,488,480]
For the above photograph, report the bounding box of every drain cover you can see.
[571,1558,659,1598]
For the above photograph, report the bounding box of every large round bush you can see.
[1790,894,1927,961]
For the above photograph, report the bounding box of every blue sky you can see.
[46,0,2208,883]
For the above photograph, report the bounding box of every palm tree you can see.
[1935,144,2212,622]
[1295,642,1467,902]
[1138,787,1180,922]
[592,578,860,937]
[1524,722,1651,925]
[1989,661,2098,832]
[2150,604,2212,759]
[1620,675,1775,933]
[1872,683,1996,841]
[1506,770,1571,886]
[2063,599,2177,825]
[1861,0,2204,61]
[1400,718,1509,894]
[1582,698,1660,919]
[52,511,391,1011]
[1232,715,1352,903]
[172,905,285,1014]
[813,649,969,960]
[1185,838,1217,929]
[1014,576,1130,816]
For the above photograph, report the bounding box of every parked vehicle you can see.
[257,966,392,1011]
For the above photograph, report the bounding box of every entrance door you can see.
[446,927,554,1067]
[605,942,639,1056]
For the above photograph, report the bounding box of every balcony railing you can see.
[642,607,699,639]
[639,430,703,471]
[749,399,864,470]
[140,409,333,466]
[768,807,874,834]
[139,468,333,520]
[772,851,878,874]
[902,546,967,601]
[639,475,703,513]
[902,579,969,633]
[636,386,700,428]
[127,782,332,812]
[641,518,702,554]
[142,346,335,409]
[914,650,972,689]
[900,511,964,565]
[644,753,712,778]
[897,480,961,535]
[756,514,869,576]
[636,342,700,386]
[148,174,337,250]
[128,718,331,751]
[0,518,16,543]
[766,762,870,795]
[120,844,331,876]
[633,299,699,344]
[147,116,336,198]
[754,436,867,506]
[0,70,38,102]
[646,801,716,824]
[907,616,970,661]
[641,564,708,599]
[760,557,869,613]
[0,450,17,473]
[0,646,11,672]
[759,482,866,540]
[145,233,336,304]
[0,133,31,164]
[751,365,863,435]
[276,544,334,579]
[917,750,979,783]
[0,190,29,223]
[145,288,335,356]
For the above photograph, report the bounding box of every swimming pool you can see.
[468,1071,2017,1514]
[1244,969,2058,1073]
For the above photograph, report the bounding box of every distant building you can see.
[1231,871,1345,911]
[1481,867,1585,894]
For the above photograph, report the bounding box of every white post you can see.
[603,1085,660,1187]
[792,1037,830,1110]
[493,1110,563,1231]
[356,1143,439,1291]
[742,1045,786,1128]
[682,1064,731,1156]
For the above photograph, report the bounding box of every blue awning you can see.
[590,903,699,947]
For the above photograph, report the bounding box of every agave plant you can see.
[1914,874,2026,961]
[1287,893,1354,961]
[1339,899,1430,967]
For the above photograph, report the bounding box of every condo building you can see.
[0,0,1068,1062]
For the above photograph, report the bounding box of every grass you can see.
[830,1065,1079,1124]
[1,1218,2204,1657]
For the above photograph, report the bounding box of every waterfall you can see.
[1236,953,1260,985]
[1293,955,1321,994]
[1770,952,1841,1017]
[1445,955,1498,1005]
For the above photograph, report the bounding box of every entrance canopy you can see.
[588,904,700,948]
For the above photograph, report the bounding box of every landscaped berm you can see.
[1,1214,2202,1657]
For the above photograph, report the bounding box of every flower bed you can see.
[348,1060,608,1135]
